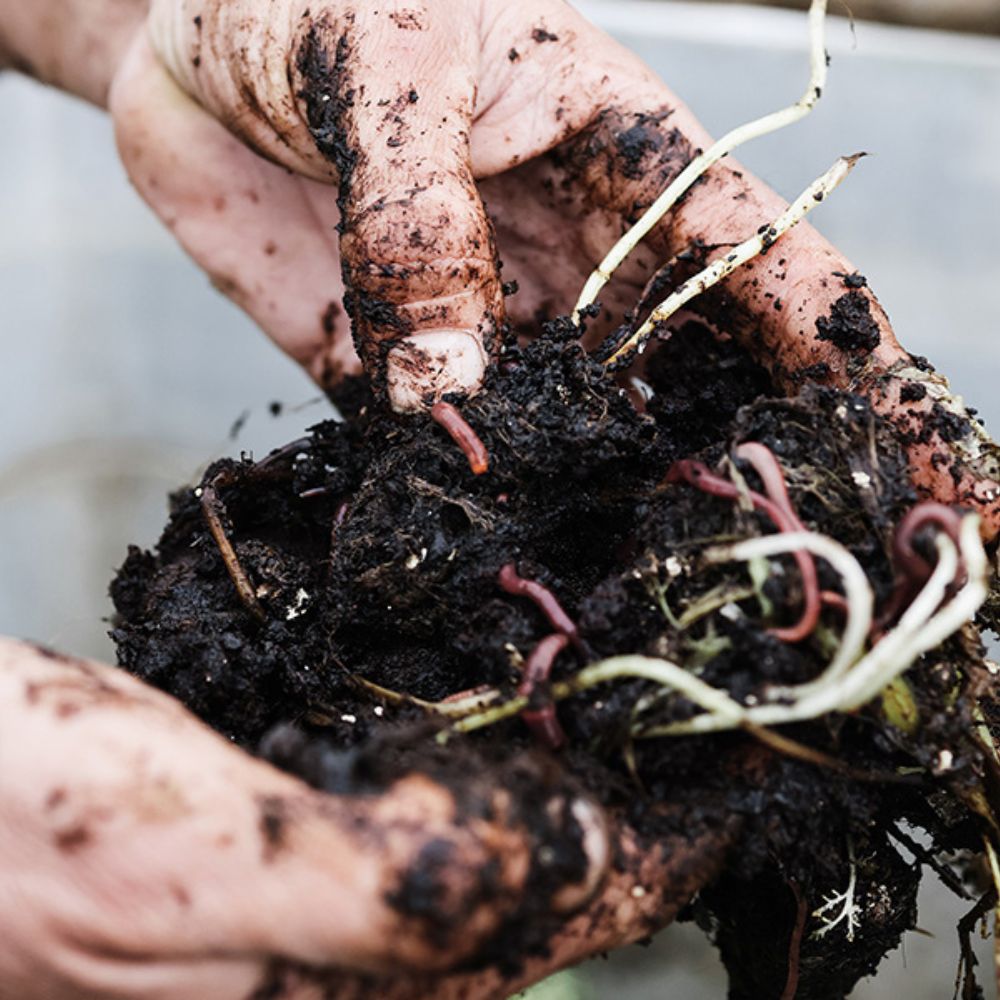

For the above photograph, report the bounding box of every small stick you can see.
[200,477,266,622]
[519,633,570,749]
[498,563,584,653]
[431,401,489,475]
[601,155,863,369]
[573,0,829,321]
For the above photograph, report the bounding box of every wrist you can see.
[0,0,148,107]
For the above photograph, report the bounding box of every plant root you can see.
[574,0,831,321]
[666,454,822,642]
[600,155,863,368]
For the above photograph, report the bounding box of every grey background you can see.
[2,2,998,996]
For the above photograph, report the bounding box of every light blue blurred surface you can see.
[1,3,998,996]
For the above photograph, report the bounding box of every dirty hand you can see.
[111,0,881,412]
[5,1,994,520]
[101,0,998,530]
[0,638,656,1000]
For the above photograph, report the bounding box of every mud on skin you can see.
[111,322,1000,997]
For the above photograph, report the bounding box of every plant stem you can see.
[573,0,829,322]
[601,155,863,368]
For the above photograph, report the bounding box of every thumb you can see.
[291,6,504,412]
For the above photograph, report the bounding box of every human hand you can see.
[113,0,877,411]
[1,637,727,1000]
[104,0,1000,533]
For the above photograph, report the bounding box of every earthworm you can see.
[877,502,966,629]
[498,563,583,653]
[734,442,803,529]
[734,442,823,641]
[518,633,570,749]
[431,401,489,475]
[665,457,820,642]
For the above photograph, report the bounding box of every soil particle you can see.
[899,381,928,404]
[258,795,288,861]
[54,824,92,852]
[833,270,868,290]
[295,23,357,226]
[531,27,559,43]
[550,107,694,225]
[814,291,882,354]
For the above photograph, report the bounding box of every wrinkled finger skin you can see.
[109,0,1000,529]
[0,639,614,1000]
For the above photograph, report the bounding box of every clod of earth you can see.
[107,1,1000,993]
[110,322,1000,998]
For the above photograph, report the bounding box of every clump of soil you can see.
[111,321,1000,998]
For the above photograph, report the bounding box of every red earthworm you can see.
[666,457,820,643]
[326,500,351,584]
[431,401,489,475]
[877,502,965,630]
[498,563,583,653]
[820,590,851,616]
[518,633,569,749]
[734,442,804,529]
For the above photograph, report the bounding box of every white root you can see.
[449,655,747,737]
[572,0,829,324]
[812,843,861,942]
[436,518,987,750]
[638,517,986,738]
[707,530,874,695]
[602,154,862,368]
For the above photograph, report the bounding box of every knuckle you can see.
[554,104,695,220]
[343,187,497,308]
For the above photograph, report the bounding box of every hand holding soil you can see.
[100,0,1000,530]
[4,1,1000,998]
[0,638,627,999]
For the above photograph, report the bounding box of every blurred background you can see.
[693,0,1000,35]
[1,1,998,996]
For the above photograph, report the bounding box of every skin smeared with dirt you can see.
[112,323,1000,998]
[6,1,999,992]
[84,0,1000,526]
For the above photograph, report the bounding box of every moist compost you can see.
[111,321,1000,999]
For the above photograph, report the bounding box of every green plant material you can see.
[682,628,733,671]
[880,676,920,735]
[747,555,775,619]
[677,583,755,630]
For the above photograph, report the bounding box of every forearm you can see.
[0,0,147,106]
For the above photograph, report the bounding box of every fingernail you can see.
[386,330,488,414]
[550,798,610,913]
